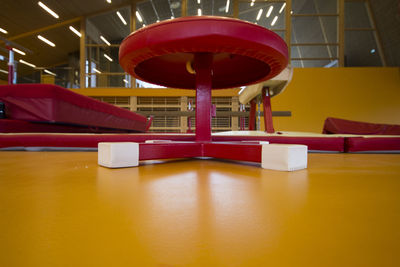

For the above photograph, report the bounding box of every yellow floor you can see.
[0,152,399,267]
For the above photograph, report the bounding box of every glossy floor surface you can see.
[1,152,399,267]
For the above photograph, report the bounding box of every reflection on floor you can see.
[0,152,399,266]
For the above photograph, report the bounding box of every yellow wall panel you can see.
[272,67,400,132]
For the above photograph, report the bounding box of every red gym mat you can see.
[0,84,147,133]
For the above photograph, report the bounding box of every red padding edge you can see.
[0,84,147,132]
[345,137,400,152]
[323,117,400,135]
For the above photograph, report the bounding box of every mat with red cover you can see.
[323,117,400,135]
[0,133,345,152]
[0,84,147,133]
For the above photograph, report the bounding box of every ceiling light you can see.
[290,10,293,14]
[38,35,56,47]
[44,69,56,76]
[136,11,143,22]
[38,1,59,19]
[100,35,111,46]
[104,54,113,62]
[12,48,26,56]
[271,16,278,26]
[266,6,273,17]
[106,0,112,3]
[19,59,36,68]
[256,9,263,21]
[250,1,254,7]
[171,16,174,19]
[370,49,376,54]
[0,69,8,74]
[69,26,81,37]
[142,24,146,27]
[123,79,129,84]
[116,11,127,25]
[0,28,8,34]
[279,3,286,14]
[93,68,101,74]
[156,19,160,22]
[197,0,201,4]
[225,0,230,13]
[198,9,202,16]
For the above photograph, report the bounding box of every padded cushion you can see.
[0,119,139,133]
[0,133,344,152]
[323,117,400,135]
[0,84,147,132]
[0,133,196,149]
[346,137,400,152]
[213,135,345,152]
[119,16,288,89]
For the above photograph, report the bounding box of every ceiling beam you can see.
[4,17,82,43]
[1,0,140,44]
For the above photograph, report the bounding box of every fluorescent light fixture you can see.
[250,1,254,7]
[38,1,59,19]
[100,35,111,46]
[225,0,230,13]
[136,11,143,22]
[324,60,338,68]
[104,54,113,62]
[279,3,286,14]
[197,0,201,4]
[123,79,129,84]
[266,6,273,17]
[256,9,263,21]
[171,16,174,19]
[0,28,7,34]
[107,0,112,3]
[0,69,8,74]
[19,59,36,68]
[12,48,26,56]
[290,10,293,14]
[271,16,278,26]
[37,35,56,47]
[370,49,376,54]
[198,9,202,16]
[93,68,101,74]
[69,26,81,37]
[116,11,127,25]
[156,19,160,22]
[44,69,56,76]
[142,24,146,27]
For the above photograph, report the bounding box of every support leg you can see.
[194,53,213,142]
[262,87,275,133]
[249,99,256,130]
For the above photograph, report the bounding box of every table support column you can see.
[262,87,275,133]
[194,53,213,142]
[249,99,256,130]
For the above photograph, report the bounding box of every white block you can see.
[98,142,139,168]
[261,144,307,171]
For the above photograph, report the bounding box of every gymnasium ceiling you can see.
[0,0,399,81]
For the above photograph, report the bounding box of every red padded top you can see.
[119,16,288,89]
[0,84,147,132]
[323,117,400,135]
